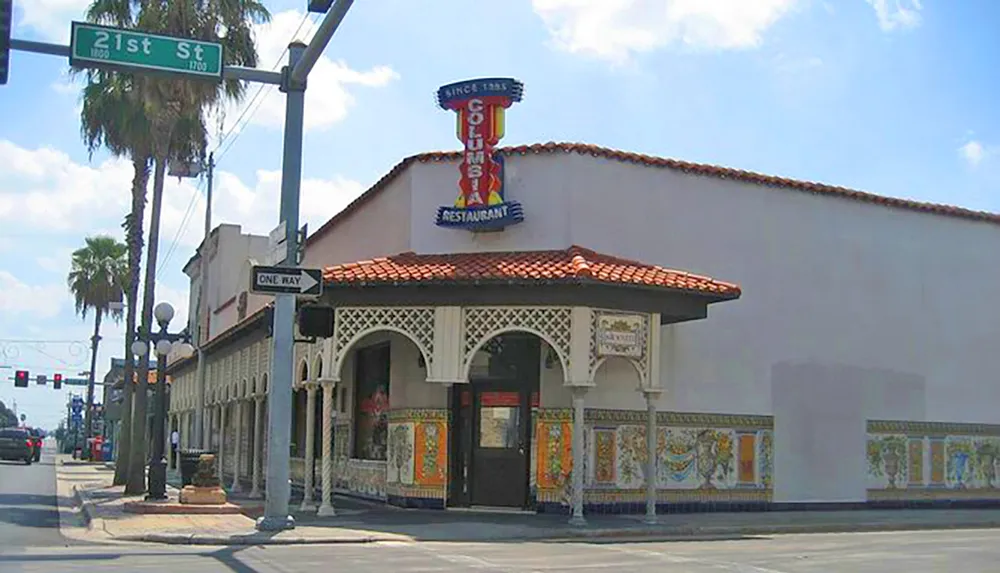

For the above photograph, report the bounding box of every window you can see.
[352,343,390,460]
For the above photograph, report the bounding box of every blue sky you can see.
[1,0,997,429]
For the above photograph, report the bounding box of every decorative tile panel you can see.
[593,429,617,485]
[738,433,756,485]
[867,419,1000,501]
[579,409,773,504]
[386,409,448,499]
[589,310,649,384]
[535,409,573,503]
[386,422,415,486]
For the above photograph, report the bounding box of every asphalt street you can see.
[1,445,999,572]
[0,439,72,548]
[1,526,998,572]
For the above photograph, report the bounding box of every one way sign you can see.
[251,266,323,297]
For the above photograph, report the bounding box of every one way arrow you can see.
[250,266,324,297]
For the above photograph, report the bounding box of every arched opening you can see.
[335,330,431,467]
[449,331,565,509]
[592,356,644,408]
[292,359,310,458]
[310,354,323,463]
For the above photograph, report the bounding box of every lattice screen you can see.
[462,306,573,371]
[333,307,436,371]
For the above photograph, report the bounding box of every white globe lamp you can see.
[131,340,148,357]
[155,339,173,357]
[154,302,175,325]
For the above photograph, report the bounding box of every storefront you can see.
[168,77,1000,522]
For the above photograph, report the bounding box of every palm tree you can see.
[79,68,151,485]
[81,0,269,494]
[67,236,128,459]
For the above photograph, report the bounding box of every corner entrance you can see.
[449,334,540,509]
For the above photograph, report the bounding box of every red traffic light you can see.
[14,370,29,388]
[53,373,63,389]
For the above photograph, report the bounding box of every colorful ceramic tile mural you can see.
[387,422,415,485]
[738,433,756,484]
[866,420,1000,500]
[758,430,773,488]
[382,409,450,501]
[584,410,773,496]
[593,429,616,484]
[535,410,573,502]
[907,438,923,485]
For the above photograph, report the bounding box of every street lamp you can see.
[135,302,195,501]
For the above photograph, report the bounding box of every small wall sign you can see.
[434,77,525,232]
[595,313,645,358]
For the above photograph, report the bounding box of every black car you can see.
[0,427,34,465]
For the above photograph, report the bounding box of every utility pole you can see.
[193,152,214,449]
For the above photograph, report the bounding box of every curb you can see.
[72,485,96,527]
[115,533,406,545]
[104,519,1000,546]
[539,519,1000,543]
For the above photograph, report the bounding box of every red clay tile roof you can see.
[322,246,741,298]
[306,142,1000,249]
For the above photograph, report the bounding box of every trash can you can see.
[179,449,215,487]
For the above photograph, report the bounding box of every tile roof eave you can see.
[322,275,741,301]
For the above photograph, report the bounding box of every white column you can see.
[317,380,336,516]
[230,401,243,493]
[299,383,318,511]
[569,387,588,526]
[250,396,264,499]
[217,403,226,483]
[644,389,661,524]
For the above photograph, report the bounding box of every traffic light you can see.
[14,370,29,388]
[307,0,334,13]
[53,374,63,390]
[1,0,11,85]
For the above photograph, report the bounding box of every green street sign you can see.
[69,21,223,81]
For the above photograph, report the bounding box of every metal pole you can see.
[290,0,355,84]
[146,330,168,501]
[256,42,306,532]
[10,39,282,84]
[193,152,214,449]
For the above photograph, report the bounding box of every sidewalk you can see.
[57,457,1000,546]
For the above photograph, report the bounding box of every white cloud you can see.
[959,140,992,167]
[209,10,399,138]
[864,0,922,32]
[14,0,89,42]
[0,271,67,319]
[531,0,800,64]
[37,248,75,274]
[0,138,367,265]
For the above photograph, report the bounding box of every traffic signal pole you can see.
[6,0,356,531]
[258,0,354,532]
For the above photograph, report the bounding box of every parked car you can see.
[0,427,35,465]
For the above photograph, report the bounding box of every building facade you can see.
[168,141,1000,521]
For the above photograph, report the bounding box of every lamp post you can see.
[132,302,195,501]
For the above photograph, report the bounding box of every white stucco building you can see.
[167,140,1000,520]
